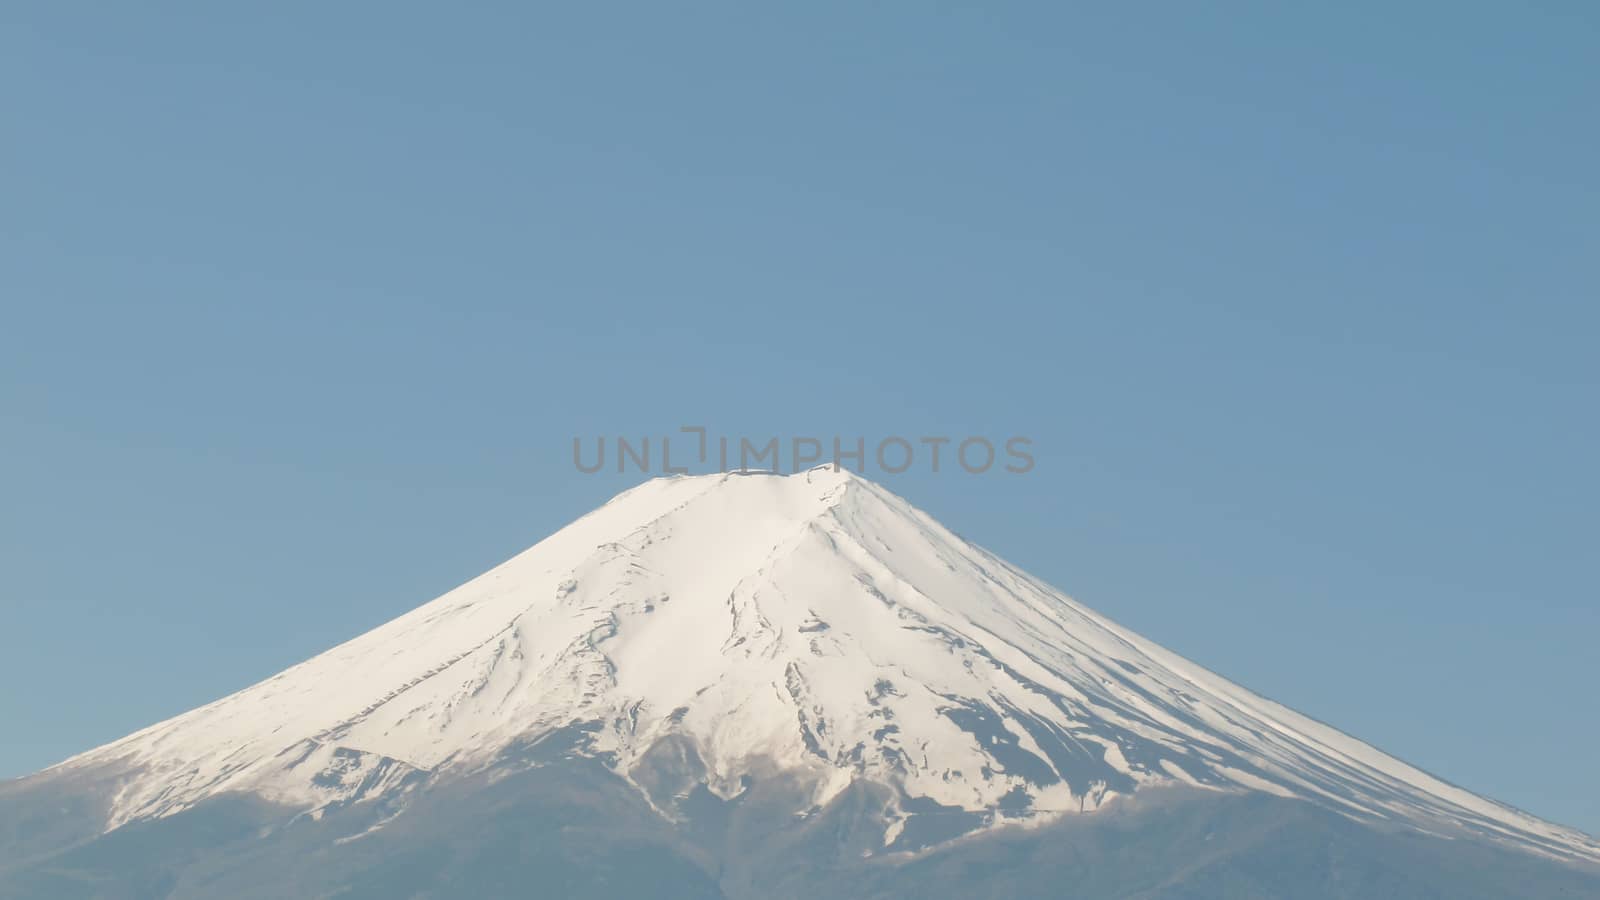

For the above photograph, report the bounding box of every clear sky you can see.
[4,4,1596,833]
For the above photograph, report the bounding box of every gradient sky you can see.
[4,4,1597,833]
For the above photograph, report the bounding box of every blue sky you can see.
[4,4,1597,832]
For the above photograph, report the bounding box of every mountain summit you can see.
[4,469,1597,898]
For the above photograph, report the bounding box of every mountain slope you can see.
[6,468,1597,894]
[6,764,1600,900]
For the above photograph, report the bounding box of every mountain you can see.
[3,468,1596,899]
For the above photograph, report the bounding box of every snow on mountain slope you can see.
[45,468,1600,863]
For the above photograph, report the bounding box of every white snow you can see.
[49,467,1600,863]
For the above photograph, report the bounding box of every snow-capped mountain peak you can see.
[53,468,1600,863]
